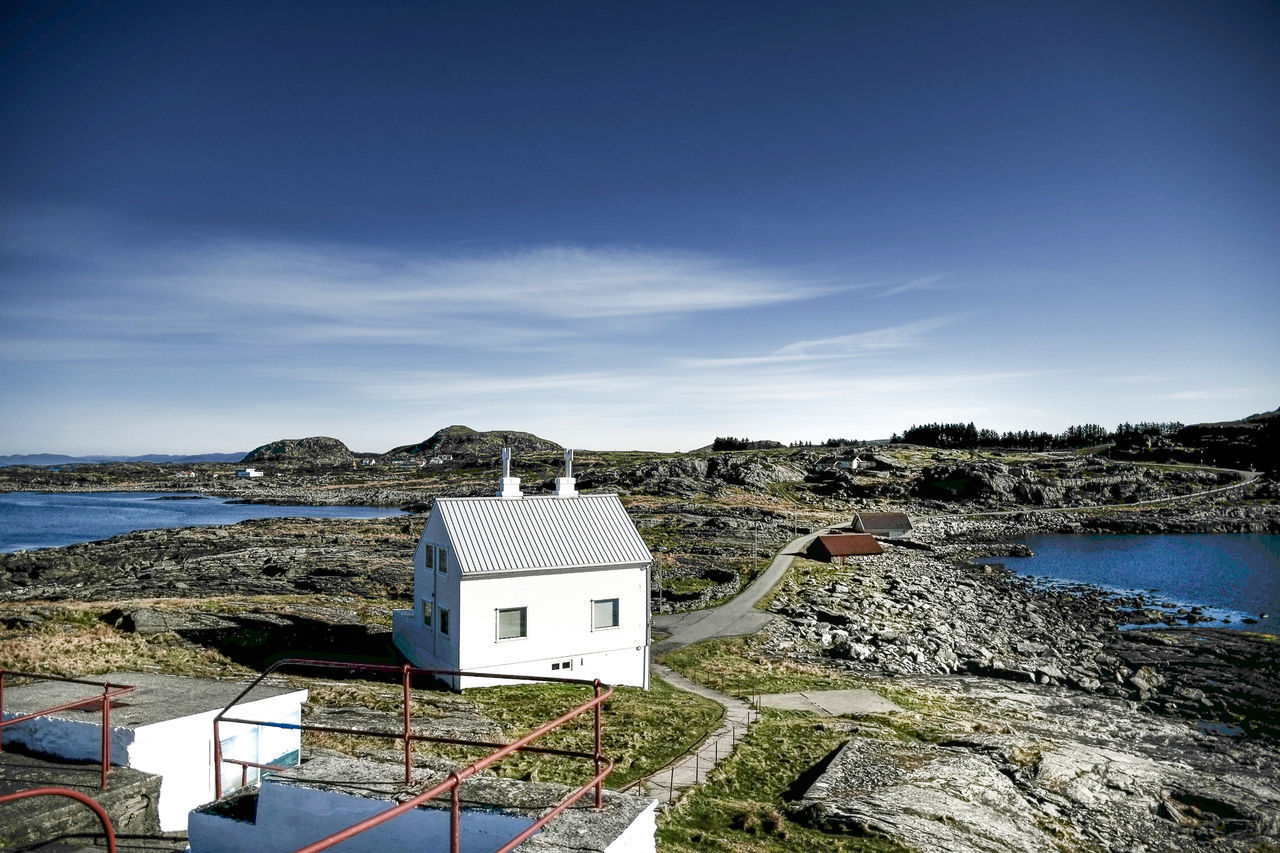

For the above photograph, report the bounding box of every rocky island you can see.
[2,416,1278,852]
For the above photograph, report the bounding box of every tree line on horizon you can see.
[714,422,1186,453]
[889,421,1184,450]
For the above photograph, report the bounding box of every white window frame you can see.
[591,598,620,631]
[496,607,527,641]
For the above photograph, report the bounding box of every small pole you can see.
[0,671,6,753]
[213,719,223,797]
[715,738,719,763]
[100,685,111,790]
[402,664,413,784]
[669,766,675,803]
[449,774,462,853]
[695,749,699,783]
[593,680,604,810]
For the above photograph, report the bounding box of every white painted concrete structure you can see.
[0,672,306,831]
[393,450,653,689]
[235,468,264,478]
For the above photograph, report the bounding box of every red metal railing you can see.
[212,658,614,853]
[0,787,118,853]
[0,670,135,790]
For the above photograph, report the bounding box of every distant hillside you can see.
[385,425,561,458]
[1176,407,1279,471]
[241,436,354,467]
[0,452,246,468]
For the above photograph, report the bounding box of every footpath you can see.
[635,527,831,804]
[625,664,757,804]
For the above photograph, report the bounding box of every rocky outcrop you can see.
[914,458,1232,507]
[790,676,1280,853]
[384,425,561,458]
[581,454,806,497]
[0,517,417,601]
[242,436,354,467]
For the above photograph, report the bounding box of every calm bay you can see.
[0,491,406,553]
[983,534,1280,635]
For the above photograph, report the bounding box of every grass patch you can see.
[658,711,908,853]
[0,622,251,679]
[664,575,716,596]
[299,669,722,791]
[660,637,863,698]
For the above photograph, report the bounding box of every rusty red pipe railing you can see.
[210,658,615,853]
[0,787,118,853]
[285,677,614,853]
[212,657,609,797]
[0,670,134,790]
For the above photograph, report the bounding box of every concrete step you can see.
[0,752,162,850]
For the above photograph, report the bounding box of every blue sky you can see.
[2,1,1277,454]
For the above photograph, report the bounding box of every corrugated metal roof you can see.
[435,493,653,575]
[853,512,912,532]
[816,533,884,557]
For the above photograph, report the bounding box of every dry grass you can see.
[0,623,250,679]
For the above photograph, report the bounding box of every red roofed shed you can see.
[814,533,883,564]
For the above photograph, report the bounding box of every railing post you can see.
[402,664,413,785]
[1,671,6,753]
[449,773,462,853]
[593,680,603,810]
[100,685,111,790]
[694,749,699,783]
[213,719,223,798]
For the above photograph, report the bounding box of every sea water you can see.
[0,491,406,553]
[978,534,1280,635]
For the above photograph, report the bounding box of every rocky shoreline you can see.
[761,516,1278,740]
[754,514,1279,851]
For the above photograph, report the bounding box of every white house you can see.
[393,449,653,689]
[236,467,264,478]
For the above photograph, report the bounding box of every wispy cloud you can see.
[871,274,951,299]
[684,315,968,367]
[1154,388,1262,401]
[1,210,847,360]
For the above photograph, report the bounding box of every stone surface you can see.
[789,676,1280,853]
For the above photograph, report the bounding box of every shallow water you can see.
[977,534,1280,635]
[0,491,406,552]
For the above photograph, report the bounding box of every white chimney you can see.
[497,447,523,499]
[554,448,578,498]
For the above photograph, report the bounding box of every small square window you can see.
[439,608,450,636]
[562,660,572,670]
[497,607,527,640]
[592,598,619,630]
[421,600,433,627]
[551,662,560,671]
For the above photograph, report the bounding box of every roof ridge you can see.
[435,492,619,502]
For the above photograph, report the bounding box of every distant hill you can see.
[1176,406,1279,471]
[0,452,246,468]
[241,436,354,467]
[385,425,562,458]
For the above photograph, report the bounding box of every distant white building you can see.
[235,468,264,478]
[393,449,653,689]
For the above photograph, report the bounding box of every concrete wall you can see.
[1,689,306,832]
